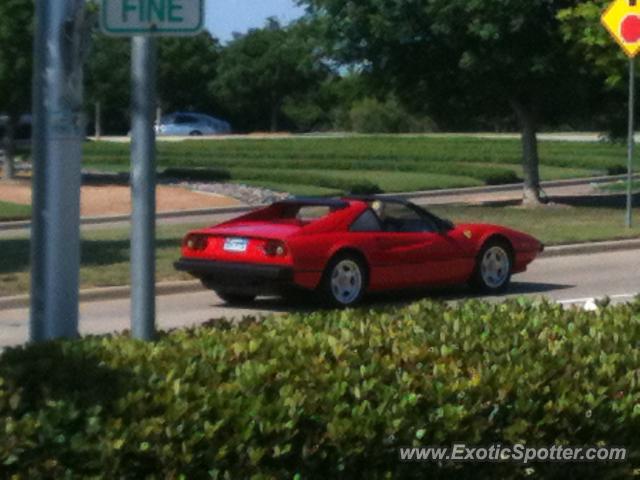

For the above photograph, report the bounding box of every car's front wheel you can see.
[471,240,512,293]
[321,254,367,307]
[216,291,256,305]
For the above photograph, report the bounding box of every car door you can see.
[368,203,469,288]
[173,114,197,135]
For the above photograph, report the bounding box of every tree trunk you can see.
[94,102,102,139]
[510,100,542,205]
[2,114,16,181]
[270,103,279,132]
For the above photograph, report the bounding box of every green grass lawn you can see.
[1,205,638,297]
[430,205,640,245]
[0,223,198,297]
[0,201,31,221]
[83,136,639,196]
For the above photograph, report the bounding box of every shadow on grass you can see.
[0,237,180,274]
[81,167,232,185]
[548,192,640,208]
[445,192,640,209]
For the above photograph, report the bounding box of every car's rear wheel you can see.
[190,130,203,136]
[321,254,367,307]
[216,291,256,305]
[471,240,512,293]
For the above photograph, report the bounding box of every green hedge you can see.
[1,299,640,478]
[84,136,630,173]
[231,167,384,194]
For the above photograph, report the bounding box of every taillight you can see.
[184,234,208,251]
[263,240,287,257]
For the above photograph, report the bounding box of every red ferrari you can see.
[174,197,543,307]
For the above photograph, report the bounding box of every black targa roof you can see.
[277,197,350,209]
[277,195,411,209]
[343,195,410,205]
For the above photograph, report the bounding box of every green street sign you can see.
[101,0,204,36]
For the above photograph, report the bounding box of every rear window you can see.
[296,206,332,221]
[271,203,343,224]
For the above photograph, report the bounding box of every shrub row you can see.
[88,152,527,189]
[231,167,384,195]
[1,298,640,478]
[176,158,521,186]
[161,167,232,182]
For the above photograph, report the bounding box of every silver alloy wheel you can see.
[330,259,363,304]
[480,246,510,289]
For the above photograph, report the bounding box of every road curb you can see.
[0,280,201,311]
[539,238,640,258]
[1,237,638,310]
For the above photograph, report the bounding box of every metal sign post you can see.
[627,58,635,228]
[101,0,204,341]
[130,37,157,341]
[602,0,638,228]
[30,0,91,341]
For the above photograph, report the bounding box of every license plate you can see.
[223,237,248,252]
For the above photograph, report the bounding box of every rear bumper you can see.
[174,258,294,294]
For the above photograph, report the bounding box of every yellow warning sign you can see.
[602,0,640,58]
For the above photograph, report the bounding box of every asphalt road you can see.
[0,248,638,348]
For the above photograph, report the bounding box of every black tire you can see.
[471,239,513,293]
[216,291,256,305]
[190,130,203,136]
[320,253,367,308]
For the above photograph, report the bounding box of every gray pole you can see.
[95,101,102,140]
[130,36,157,341]
[30,0,88,341]
[627,58,635,229]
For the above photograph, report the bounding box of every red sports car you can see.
[174,197,543,307]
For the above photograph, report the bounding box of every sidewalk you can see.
[2,174,637,233]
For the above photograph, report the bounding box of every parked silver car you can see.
[155,112,231,136]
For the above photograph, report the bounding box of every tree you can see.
[86,35,131,135]
[299,0,590,204]
[86,32,224,135]
[0,0,33,180]
[559,1,627,86]
[158,33,223,115]
[213,19,329,132]
[558,1,633,138]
